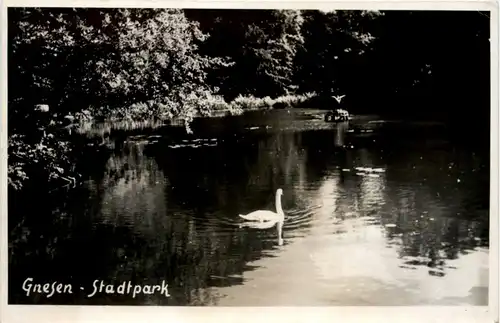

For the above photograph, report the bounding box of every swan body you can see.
[238,210,282,222]
[239,188,284,222]
[239,188,285,245]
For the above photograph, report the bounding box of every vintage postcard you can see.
[1,0,498,323]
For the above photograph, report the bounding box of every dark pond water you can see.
[9,109,490,306]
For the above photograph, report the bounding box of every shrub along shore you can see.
[76,93,317,135]
[8,92,319,193]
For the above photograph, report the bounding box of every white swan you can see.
[239,188,285,245]
[239,188,284,222]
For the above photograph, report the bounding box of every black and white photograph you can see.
[2,2,497,314]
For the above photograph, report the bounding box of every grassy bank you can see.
[227,92,317,112]
[75,92,317,137]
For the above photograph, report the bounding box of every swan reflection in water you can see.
[238,188,285,246]
[239,219,285,246]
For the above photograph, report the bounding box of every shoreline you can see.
[69,93,319,137]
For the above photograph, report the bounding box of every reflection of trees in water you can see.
[350,148,386,218]
[385,143,488,234]
[8,134,118,303]
[84,139,302,304]
[153,129,320,214]
[247,131,308,204]
[150,137,252,214]
[95,141,167,231]
[9,140,167,304]
[8,184,152,304]
[308,141,488,276]
[300,129,350,183]
[313,144,387,219]
[11,139,244,305]
[383,185,487,274]
[88,141,227,304]
[373,146,486,274]
[383,140,489,219]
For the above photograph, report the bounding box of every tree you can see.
[185,9,304,99]
[9,8,230,125]
[364,11,490,118]
[294,10,381,101]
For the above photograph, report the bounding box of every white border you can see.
[1,1,498,323]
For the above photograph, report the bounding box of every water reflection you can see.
[334,121,349,147]
[9,110,489,305]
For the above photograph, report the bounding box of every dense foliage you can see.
[9,8,232,126]
[184,9,305,99]
[8,8,228,191]
[293,10,380,97]
[7,8,490,191]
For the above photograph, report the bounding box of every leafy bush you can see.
[8,132,74,191]
[228,93,315,110]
